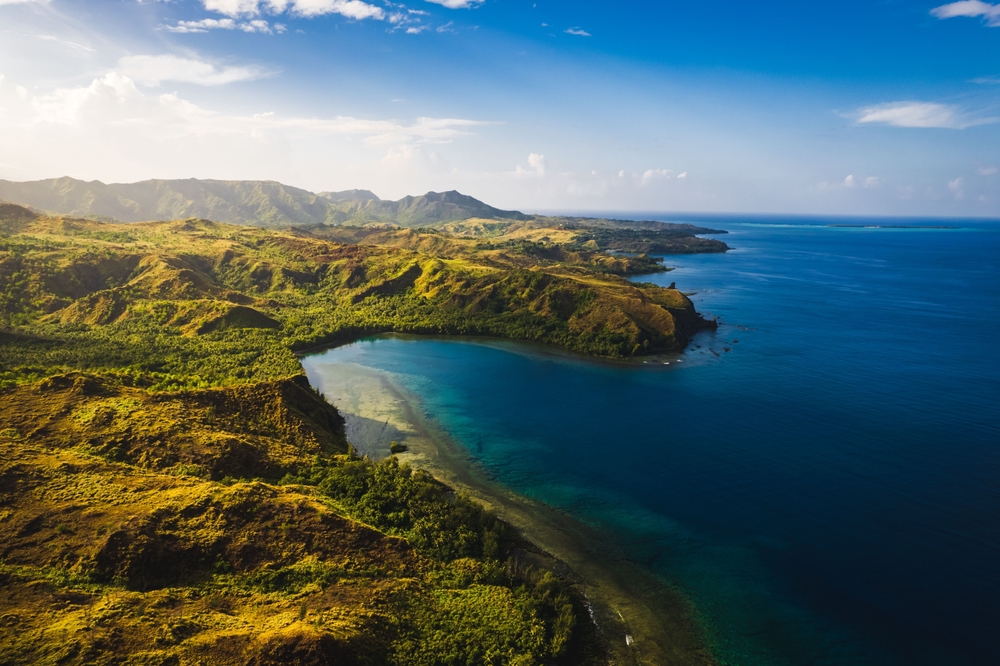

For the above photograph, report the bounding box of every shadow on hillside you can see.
[342,412,409,458]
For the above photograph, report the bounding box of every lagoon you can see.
[302,217,1000,665]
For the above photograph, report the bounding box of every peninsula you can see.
[0,184,725,665]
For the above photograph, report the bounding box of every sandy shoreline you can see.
[302,357,717,666]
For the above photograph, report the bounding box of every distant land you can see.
[0,177,729,255]
[826,224,960,230]
[0,176,525,227]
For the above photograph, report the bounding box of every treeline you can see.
[283,454,584,665]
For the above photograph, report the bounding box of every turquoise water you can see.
[302,218,1000,665]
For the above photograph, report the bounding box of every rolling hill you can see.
[0,177,527,228]
[0,201,719,665]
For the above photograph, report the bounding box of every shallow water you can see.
[302,218,1000,665]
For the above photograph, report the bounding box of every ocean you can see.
[301,216,1000,665]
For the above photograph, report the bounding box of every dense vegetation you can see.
[0,373,600,665]
[0,206,713,389]
[0,202,719,664]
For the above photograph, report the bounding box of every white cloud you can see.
[406,25,429,34]
[528,153,546,175]
[423,0,483,8]
[28,72,143,125]
[437,21,455,32]
[677,171,687,179]
[117,54,267,86]
[979,165,998,175]
[202,0,272,16]
[640,168,672,186]
[163,18,276,33]
[970,76,1000,84]
[201,0,386,20]
[565,27,591,36]
[948,177,965,199]
[298,0,384,19]
[853,101,997,129]
[381,144,449,172]
[818,175,881,191]
[515,153,546,177]
[0,72,487,168]
[930,1,1000,27]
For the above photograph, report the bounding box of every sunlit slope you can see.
[0,372,604,665]
[0,179,729,256]
[0,203,718,665]
[0,205,712,389]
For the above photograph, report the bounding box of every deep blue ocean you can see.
[303,217,1000,665]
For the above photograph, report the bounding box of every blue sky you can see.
[0,0,998,216]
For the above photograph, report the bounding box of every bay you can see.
[302,217,1000,665]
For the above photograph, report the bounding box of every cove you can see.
[302,218,1000,666]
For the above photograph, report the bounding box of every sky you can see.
[0,0,998,216]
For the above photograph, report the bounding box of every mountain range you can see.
[0,177,528,228]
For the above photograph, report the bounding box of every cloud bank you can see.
[0,69,489,190]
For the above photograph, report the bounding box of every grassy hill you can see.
[0,179,730,257]
[0,372,604,665]
[0,203,721,665]
[0,204,714,386]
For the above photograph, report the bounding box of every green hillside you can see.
[0,179,729,255]
[0,202,723,665]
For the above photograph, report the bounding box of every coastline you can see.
[302,357,718,666]
[297,331,722,370]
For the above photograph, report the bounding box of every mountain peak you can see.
[318,189,381,203]
[0,178,527,227]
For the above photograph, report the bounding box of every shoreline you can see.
[296,330,722,371]
[302,357,718,666]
